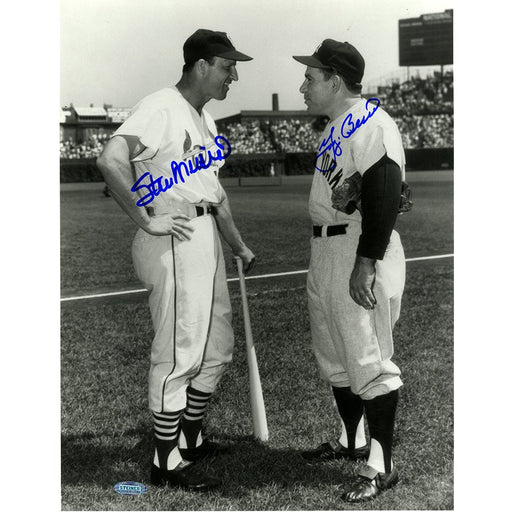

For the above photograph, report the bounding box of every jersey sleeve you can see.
[113,107,166,162]
[351,121,406,178]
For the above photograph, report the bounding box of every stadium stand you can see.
[220,120,274,153]
[378,71,453,116]
[60,72,453,158]
[60,133,110,159]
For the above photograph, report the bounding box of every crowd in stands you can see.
[268,119,322,153]
[395,114,453,149]
[220,120,274,153]
[60,73,453,158]
[377,71,453,116]
[60,133,110,159]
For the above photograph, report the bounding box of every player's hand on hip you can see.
[145,213,195,239]
[349,256,377,310]
[234,245,256,274]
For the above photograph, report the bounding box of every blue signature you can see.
[315,98,380,173]
[315,125,342,173]
[132,135,231,207]
[341,98,380,138]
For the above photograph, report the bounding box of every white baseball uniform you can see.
[113,86,234,412]
[307,98,406,400]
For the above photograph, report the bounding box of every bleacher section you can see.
[60,72,453,159]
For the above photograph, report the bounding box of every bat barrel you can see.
[235,257,269,442]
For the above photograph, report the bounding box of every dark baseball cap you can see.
[183,29,253,63]
[293,39,365,86]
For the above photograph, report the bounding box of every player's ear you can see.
[196,59,208,75]
[332,74,342,93]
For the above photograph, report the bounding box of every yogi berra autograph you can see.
[315,98,380,173]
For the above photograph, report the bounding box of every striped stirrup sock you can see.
[153,410,183,470]
[179,387,212,449]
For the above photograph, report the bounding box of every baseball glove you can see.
[331,172,362,214]
[398,181,413,213]
[332,174,413,215]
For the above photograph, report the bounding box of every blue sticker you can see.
[114,481,148,496]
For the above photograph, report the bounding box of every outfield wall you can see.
[60,170,453,192]
[60,148,454,183]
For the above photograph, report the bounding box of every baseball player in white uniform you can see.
[293,40,408,502]
[97,29,255,491]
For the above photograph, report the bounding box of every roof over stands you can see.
[240,110,315,117]
[217,109,317,125]
[74,107,107,117]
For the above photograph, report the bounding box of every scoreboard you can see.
[399,9,453,66]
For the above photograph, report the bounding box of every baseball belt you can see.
[193,205,212,216]
[313,224,348,237]
[146,203,212,218]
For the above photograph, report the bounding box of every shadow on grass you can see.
[61,426,355,494]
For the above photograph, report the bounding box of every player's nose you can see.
[299,80,307,93]
[231,67,239,81]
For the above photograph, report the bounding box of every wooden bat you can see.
[235,257,269,441]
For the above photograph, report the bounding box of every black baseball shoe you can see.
[300,439,370,461]
[150,460,221,490]
[179,439,228,462]
[341,465,399,502]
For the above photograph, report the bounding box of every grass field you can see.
[61,172,453,510]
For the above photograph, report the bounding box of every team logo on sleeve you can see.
[183,130,192,153]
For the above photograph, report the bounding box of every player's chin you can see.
[305,102,317,113]
[217,84,230,100]
[303,99,314,111]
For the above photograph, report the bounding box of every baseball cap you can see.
[293,39,365,86]
[184,29,253,63]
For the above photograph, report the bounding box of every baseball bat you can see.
[235,257,269,442]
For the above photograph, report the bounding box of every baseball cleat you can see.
[341,465,399,502]
[150,460,221,490]
[179,439,228,462]
[300,439,369,461]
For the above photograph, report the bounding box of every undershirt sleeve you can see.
[356,154,402,260]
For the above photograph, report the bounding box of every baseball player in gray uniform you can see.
[97,29,255,491]
[293,40,408,502]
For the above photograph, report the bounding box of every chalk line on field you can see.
[61,253,453,302]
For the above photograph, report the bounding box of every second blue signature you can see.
[132,135,231,207]
[315,98,380,172]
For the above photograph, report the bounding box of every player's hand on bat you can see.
[235,245,256,274]
[145,213,195,239]
[349,256,377,310]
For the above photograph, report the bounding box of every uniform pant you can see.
[132,214,234,412]
[307,227,405,400]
